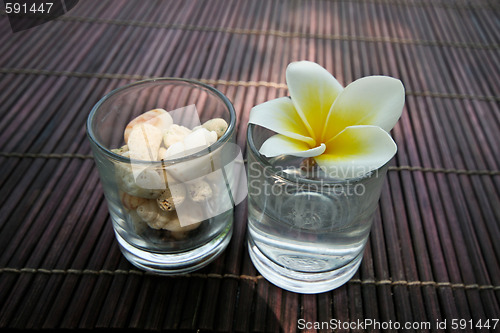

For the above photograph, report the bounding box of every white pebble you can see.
[124,108,173,142]
[127,123,163,161]
[163,124,192,148]
[187,180,213,203]
[201,118,228,138]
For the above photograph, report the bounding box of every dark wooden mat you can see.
[0,0,499,331]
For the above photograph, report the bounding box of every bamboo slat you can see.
[0,0,498,331]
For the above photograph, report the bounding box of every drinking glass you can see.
[247,124,389,293]
[87,78,240,274]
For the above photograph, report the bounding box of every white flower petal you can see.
[315,125,397,179]
[323,76,404,139]
[249,97,315,146]
[286,61,344,140]
[259,134,326,158]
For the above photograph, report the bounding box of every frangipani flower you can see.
[249,61,405,178]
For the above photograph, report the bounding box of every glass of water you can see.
[246,124,389,293]
[87,78,242,274]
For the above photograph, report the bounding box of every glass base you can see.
[248,237,362,294]
[116,225,232,275]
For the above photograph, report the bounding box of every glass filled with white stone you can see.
[87,78,243,274]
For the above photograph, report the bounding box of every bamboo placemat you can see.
[0,0,499,331]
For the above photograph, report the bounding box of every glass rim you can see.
[86,77,237,165]
[246,123,389,186]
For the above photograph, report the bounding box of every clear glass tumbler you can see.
[87,78,239,274]
[247,124,389,293]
